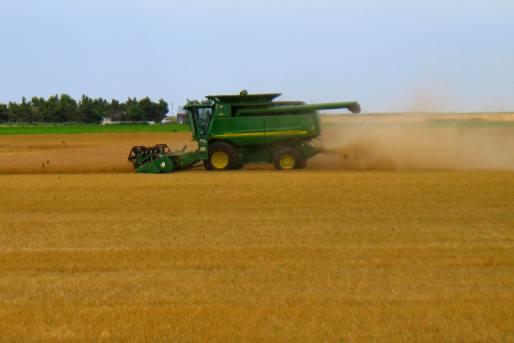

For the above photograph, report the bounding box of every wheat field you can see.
[0,118,514,341]
[0,171,513,341]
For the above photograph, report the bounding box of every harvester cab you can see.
[129,91,361,173]
[186,102,213,137]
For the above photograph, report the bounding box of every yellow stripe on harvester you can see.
[265,130,308,136]
[212,130,308,138]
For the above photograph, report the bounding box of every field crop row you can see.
[0,172,512,340]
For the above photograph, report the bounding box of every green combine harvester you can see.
[128,91,360,172]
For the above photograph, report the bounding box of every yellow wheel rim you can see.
[279,154,295,170]
[211,151,229,169]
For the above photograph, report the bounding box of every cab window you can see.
[197,107,212,135]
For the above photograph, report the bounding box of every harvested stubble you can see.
[0,171,513,341]
[0,132,196,174]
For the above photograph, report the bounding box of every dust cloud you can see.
[310,115,514,171]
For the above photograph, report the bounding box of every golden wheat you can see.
[0,171,513,341]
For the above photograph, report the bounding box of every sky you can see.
[0,0,513,113]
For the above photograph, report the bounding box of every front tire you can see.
[204,142,239,171]
[273,147,305,170]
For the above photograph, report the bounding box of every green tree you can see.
[125,97,144,121]
[138,97,155,122]
[57,94,78,122]
[8,97,32,123]
[45,95,66,122]
[30,97,46,123]
[2,95,169,123]
[156,99,169,123]
[138,97,169,122]
[107,99,126,121]
[42,95,60,122]
[77,95,107,123]
[0,104,9,123]
[92,97,108,122]
[8,102,18,122]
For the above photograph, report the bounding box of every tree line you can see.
[0,95,169,124]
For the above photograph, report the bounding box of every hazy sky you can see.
[1,0,513,112]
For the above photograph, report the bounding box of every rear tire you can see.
[273,147,305,170]
[204,141,239,171]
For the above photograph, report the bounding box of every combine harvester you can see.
[128,91,360,172]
